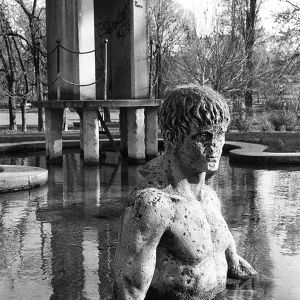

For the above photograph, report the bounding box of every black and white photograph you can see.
[0,0,300,299]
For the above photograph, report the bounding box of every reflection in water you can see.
[0,187,52,299]
[0,152,300,299]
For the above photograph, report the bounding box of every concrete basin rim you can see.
[0,165,48,193]
[226,141,300,164]
[1,139,300,164]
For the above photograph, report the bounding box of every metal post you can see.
[156,43,161,99]
[36,42,41,102]
[36,41,44,131]
[149,39,154,99]
[56,39,61,101]
[104,39,108,100]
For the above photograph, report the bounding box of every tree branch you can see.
[6,32,32,50]
[285,0,300,10]
[15,0,31,17]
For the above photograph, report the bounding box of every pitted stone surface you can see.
[113,85,257,300]
[0,165,48,193]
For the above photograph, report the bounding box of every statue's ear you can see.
[165,130,172,141]
[164,130,174,148]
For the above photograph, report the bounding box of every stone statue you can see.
[113,85,257,300]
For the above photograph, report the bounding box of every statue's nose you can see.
[207,140,218,154]
[207,138,216,148]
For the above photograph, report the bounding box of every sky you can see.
[173,0,218,35]
[173,0,294,35]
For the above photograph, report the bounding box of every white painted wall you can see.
[78,0,96,100]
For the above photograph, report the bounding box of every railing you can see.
[43,38,157,101]
[44,39,109,100]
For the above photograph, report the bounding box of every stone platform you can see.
[35,99,162,164]
[35,99,162,109]
[0,165,48,193]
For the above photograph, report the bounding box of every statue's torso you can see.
[137,157,231,299]
[147,185,230,300]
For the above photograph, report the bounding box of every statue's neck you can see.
[174,174,206,199]
[164,149,206,199]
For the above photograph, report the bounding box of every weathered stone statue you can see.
[113,85,257,300]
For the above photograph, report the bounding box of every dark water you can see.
[0,151,300,300]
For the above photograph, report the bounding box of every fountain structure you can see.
[38,0,161,164]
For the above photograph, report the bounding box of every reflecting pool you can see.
[0,151,300,300]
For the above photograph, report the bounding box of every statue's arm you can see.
[225,232,258,279]
[113,190,171,300]
[208,186,257,279]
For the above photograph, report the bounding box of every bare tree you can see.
[180,29,248,95]
[242,0,258,112]
[218,0,262,110]
[13,36,30,131]
[0,3,17,130]
[14,0,46,131]
[148,0,196,97]
[1,0,41,131]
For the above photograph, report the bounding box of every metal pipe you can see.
[149,39,154,98]
[36,41,41,101]
[104,39,108,100]
[56,39,61,100]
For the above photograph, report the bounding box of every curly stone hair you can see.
[159,85,230,147]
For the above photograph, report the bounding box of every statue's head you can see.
[159,85,230,172]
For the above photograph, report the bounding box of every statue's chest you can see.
[165,199,230,260]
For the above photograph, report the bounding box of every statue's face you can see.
[176,123,226,173]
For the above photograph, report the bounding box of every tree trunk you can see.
[37,74,45,131]
[244,0,256,115]
[8,96,17,130]
[38,107,45,131]
[21,96,27,131]
[35,42,45,131]
[231,0,236,39]
[155,44,162,99]
[8,80,17,130]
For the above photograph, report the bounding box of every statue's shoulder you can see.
[127,186,170,208]
[139,155,165,177]
[130,155,169,193]
[125,155,172,214]
[124,187,173,228]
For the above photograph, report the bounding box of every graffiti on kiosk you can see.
[135,1,143,8]
[96,1,130,42]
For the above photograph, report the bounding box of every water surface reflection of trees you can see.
[1,154,300,299]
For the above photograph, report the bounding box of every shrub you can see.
[236,117,253,132]
[253,113,274,132]
[230,112,254,132]
[265,99,285,110]
[268,111,297,131]
[261,119,274,132]
[0,98,8,109]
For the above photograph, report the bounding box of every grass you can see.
[226,131,300,153]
